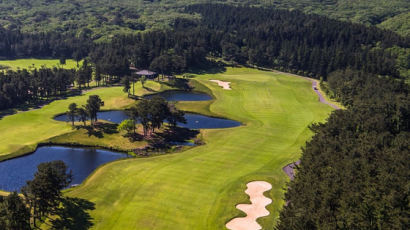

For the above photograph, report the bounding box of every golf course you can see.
[0,67,333,229]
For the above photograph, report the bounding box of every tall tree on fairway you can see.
[85,95,104,126]
[136,99,151,137]
[140,76,146,88]
[122,76,131,97]
[67,103,78,126]
[167,103,186,128]
[77,106,88,126]
[125,106,139,134]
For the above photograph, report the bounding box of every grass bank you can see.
[43,124,148,154]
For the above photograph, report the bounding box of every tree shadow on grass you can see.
[186,60,227,75]
[84,123,119,138]
[124,132,144,142]
[51,197,95,230]
[153,126,200,146]
[95,122,118,134]
[162,78,192,90]
[0,90,83,120]
[143,86,157,92]
[84,127,103,138]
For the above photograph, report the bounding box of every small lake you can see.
[0,146,127,191]
[144,90,212,101]
[55,111,240,129]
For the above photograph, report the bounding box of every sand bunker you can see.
[210,80,231,90]
[226,181,272,230]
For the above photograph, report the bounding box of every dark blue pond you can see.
[181,113,240,129]
[144,90,212,101]
[55,111,240,129]
[0,146,127,191]
[54,110,129,124]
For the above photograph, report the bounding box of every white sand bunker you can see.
[210,80,232,90]
[226,181,272,230]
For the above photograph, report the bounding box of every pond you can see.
[55,111,241,129]
[144,90,212,101]
[0,146,127,191]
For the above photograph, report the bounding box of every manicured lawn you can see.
[0,59,80,71]
[0,81,167,161]
[45,124,148,153]
[65,68,333,229]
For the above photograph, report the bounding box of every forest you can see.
[277,69,409,229]
[0,0,408,38]
[1,4,409,111]
[0,3,408,229]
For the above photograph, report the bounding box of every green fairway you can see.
[64,68,333,229]
[0,59,80,71]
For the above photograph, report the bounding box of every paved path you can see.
[282,160,301,180]
[311,81,340,110]
[283,79,340,180]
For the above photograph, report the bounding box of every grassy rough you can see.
[45,125,148,153]
[0,59,80,70]
[65,67,333,229]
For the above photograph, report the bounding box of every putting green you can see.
[65,68,333,229]
[0,59,80,71]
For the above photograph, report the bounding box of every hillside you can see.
[0,0,409,40]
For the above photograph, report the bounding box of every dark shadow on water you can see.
[51,197,95,230]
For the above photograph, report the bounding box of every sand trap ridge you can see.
[210,80,232,90]
[226,181,272,230]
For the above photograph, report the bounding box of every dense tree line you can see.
[87,4,409,81]
[0,0,408,39]
[0,27,92,59]
[0,67,75,110]
[182,4,409,78]
[3,4,407,82]
[277,70,409,229]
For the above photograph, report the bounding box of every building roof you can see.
[136,70,156,76]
